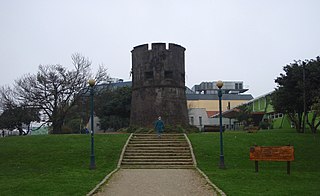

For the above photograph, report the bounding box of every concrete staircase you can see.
[121,134,194,169]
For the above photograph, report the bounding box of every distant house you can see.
[186,81,253,130]
[219,91,292,129]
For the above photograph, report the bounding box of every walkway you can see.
[94,169,217,196]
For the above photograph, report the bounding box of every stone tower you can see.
[130,43,188,128]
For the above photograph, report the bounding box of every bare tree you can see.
[0,85,18,111]
[4,53,109,134]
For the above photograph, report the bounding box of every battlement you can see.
[132,43,185,53]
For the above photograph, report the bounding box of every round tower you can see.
[130,43,188,128]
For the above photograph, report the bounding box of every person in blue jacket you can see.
[154,116,165,138]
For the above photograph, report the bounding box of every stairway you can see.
[121,134,194,169]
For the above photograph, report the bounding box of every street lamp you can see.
[88,79,96,170]
[216,80,225,169]
[302,62,306,133]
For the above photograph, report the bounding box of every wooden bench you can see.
[203,125,225,132]
[249,145,294,175]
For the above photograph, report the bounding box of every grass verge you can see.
[0,134,129,196]
[188,129,320,196]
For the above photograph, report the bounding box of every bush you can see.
[119,124,200,133]
[60,119,82,134]
[245,125,259,133]
[259,120,272,130]
[118,126,153,133]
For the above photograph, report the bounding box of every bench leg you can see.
[255,161,259,173]
[287,161,290,175]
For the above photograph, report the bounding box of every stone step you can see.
[131,135,185,140]
[131,135,185,139]
[120,133,194,169]
[121,161,193,165]
[121,165,194,169]
[131,135,185,137]
[133,134,184,136]
[124,149,191,153]
[129,140,187,143]
[127,143,189,147]
[123,155,191,159]
[122,158,193,162]
[124,152,191,156]
[131,138,186,141]
[126,146,190,150]
[129,140,187,144]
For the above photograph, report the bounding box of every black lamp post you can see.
[89,79,96,170]
[302,62,306,133]
[216,80,225,169]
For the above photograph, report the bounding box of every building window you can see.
[145,71,153,80]
[199,116,202,126]
[190,116,194,125]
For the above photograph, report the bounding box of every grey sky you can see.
[1,0,319,97]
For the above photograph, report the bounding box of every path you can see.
[94,169,217,196]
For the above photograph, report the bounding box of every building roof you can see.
[79,81,132,96]
[80,80,254,102]
[186,94,254,101]
[211,90,274,118]
[207,111,219,117]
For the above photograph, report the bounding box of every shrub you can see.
[259,121,272,130]
[119,124,200,133]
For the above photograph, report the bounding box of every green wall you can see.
[272,115,292,129]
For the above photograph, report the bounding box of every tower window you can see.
[165,71,173,79]
[145,71,153,80]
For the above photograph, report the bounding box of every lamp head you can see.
[216,80,223,89]
[88,79,96,87]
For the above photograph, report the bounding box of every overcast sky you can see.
[1,0,319,97]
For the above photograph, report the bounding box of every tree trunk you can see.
[25,124,31,135]
[306,112,319,134]
[288,113,303,133]
[51,120,63,134]
[314,121,320,134]
[18,127,24,136]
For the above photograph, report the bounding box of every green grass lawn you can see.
[1,130,319,195]
[188,129,320,196]
[0,134,129,196]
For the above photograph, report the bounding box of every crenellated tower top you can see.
[131,43,186,90]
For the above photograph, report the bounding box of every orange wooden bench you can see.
[250,145,294,175]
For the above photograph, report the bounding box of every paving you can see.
[94,169,217,196]
[91,134,219,196]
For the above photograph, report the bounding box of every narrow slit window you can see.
[165,71,173,79]
[145,71,153,80]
